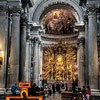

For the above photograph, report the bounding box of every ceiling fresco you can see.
[42,9,76,34]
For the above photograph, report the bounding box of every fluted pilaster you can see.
[33,37,41,86]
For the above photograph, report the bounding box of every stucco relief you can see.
[42,46,77,81]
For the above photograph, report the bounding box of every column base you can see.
[91,89,100,95]
[90,89,100,100]
[0,88,6,99]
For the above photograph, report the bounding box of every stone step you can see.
[90,89,100,100]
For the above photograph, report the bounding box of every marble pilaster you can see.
[88,9,99,89]
[77,34,85,88]
[10,12,20,86]
[33,37,40,86]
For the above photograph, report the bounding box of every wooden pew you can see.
[61,91,83,100]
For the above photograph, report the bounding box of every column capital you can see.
[75,23,85,32]
[32,37,39,43]
[0,5,8,12]
[20,12,28,25]
[0,0,22,13]
[87,7,98,15]
[77,37,85,47]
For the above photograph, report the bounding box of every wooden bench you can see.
[61,91,83,100]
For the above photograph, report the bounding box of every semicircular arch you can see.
[32,0,84,23]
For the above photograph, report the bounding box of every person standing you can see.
[21,92,28,100]
[86,86,91,100]
[52,83,55,94]
[11,83,19,95]
[56,83,61,94]
[82,86,86,99]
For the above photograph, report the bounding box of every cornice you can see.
[41,35,78,43]
[41,33,78,40]
[87,0,100,7]
[41,40,78,48]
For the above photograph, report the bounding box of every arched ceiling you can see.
[42,9,77,34]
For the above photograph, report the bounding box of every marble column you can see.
[20,20,26,81]
[10,12,20,86]
[23,6,31,82]
[24,17,31,81]
[33,37,40,86]
[88,9,99,89]
[84,22,89,86]
[77,34,85,88]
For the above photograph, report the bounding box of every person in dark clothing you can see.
[21,92,28,100]
[65,84,68,91]
[31,83,37,96]
[52,84,55,94]
[28,83,37,96]
[56,83,61,93]
[11,83,19,95]
[86,86,91,100]
[48,88,52,96]
[72,80,76,92]
[82,86,86,99]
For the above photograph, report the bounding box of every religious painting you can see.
[42,9,76,34]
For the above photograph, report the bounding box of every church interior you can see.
[0,0,100,99]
